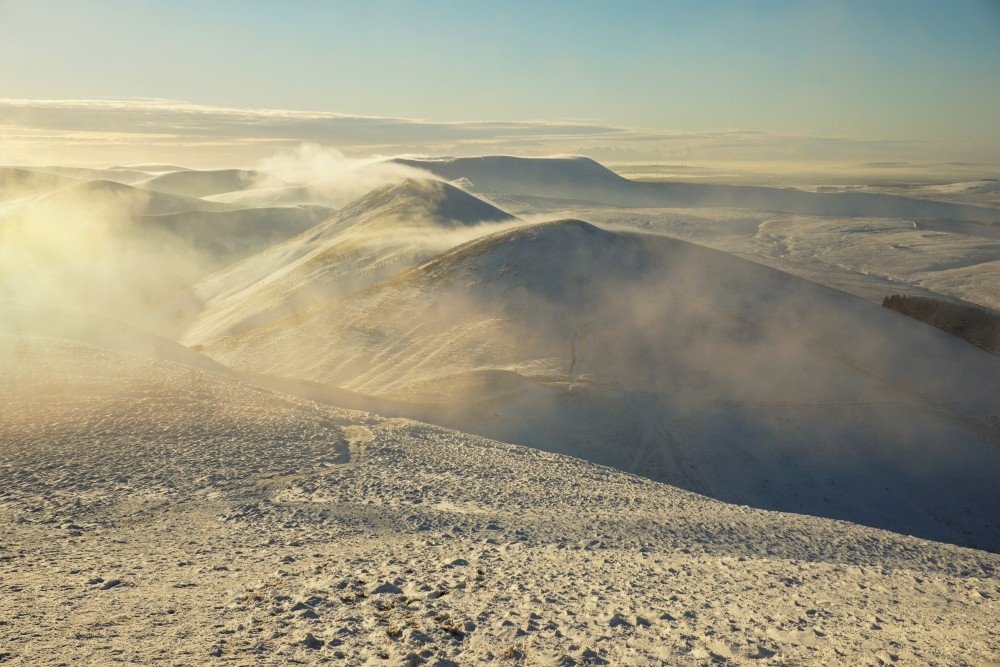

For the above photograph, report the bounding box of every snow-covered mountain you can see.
[393,155,1000,223]
[157,178,518,345]
[4,156,1000,663]
[206,217,1000,550]
[137,168,269,199]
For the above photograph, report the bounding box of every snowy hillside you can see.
[138,168,269,199]
[157,178,518,345]
[207,218,1000,551]
[394,155,1000,223]
[2,314,998,665]
[4,155,999,664]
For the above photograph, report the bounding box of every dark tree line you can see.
[882,294,1000,355]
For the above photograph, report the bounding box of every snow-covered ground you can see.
[542,206,1000,311]
[800,180,1000,209]
[2,157,999,665]
[2,326,998,665]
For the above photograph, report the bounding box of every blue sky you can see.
[1,0,998,168]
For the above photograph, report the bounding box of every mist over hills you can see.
[19,165,157,185]
[5,155,989,549]
[0,167,85,203]
[202,183,337,208]
[0,168,333,314]
[138,168,269,199]
[158,178,518,345]
[1,170,236,216]
[139,205,333,267]
[205,215,1000,550]
[3,153,1000,663]
[27,178,236,215]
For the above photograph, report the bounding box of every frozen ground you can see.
[2,330,998,666]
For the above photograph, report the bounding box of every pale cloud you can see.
[1,98,996,176]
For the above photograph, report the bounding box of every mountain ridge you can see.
[204,217,1000,550]
[393,155,1000,223]
[156,178,520,345]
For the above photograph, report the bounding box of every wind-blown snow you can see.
[138,168,268,199]
[207,218,1000,551]
[158,178,519,345]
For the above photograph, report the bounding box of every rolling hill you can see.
[393,155,1000,223]
[138,168,272,199]
[2,304,998,665]
[157,178,518,345]
[205,217,1000,551]
[4,178,235,216]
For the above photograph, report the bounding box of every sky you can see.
[1,0,998,174]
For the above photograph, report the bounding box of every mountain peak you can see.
[388,155,627,196]
[335,177,516,231]
[139,168,265,198]
[408,218,640,297]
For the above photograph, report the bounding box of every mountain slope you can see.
[157,178,518,345]
[138,168,271,199]
[6,178,235,216]
[0,167,85,203]
[1,180,330,315]
[393,155,1000,223]
[138,205,333,271]
[2,310,998,665]
[208,219,1000,550]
